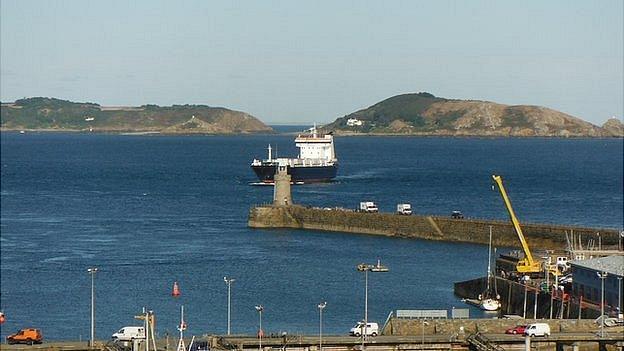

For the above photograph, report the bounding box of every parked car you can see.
[524,323,551,337]
[505,325,527,335]
[349,322,379,337]
[6,328,43,345]
[451,211,464,219]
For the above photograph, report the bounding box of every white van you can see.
[524,323,551,337]
[396,203,412,215]
[349,322,379,337]
[112,326,145,341]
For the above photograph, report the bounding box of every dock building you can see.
[569,255,624,313]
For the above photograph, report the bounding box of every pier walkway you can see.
[3,331,621,351]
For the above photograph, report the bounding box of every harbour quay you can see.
[248,205,620,250]
[1,325,623,351]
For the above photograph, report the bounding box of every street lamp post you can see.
[534,290,539,319]
[224,277,235,335]
[318,302,327,351]
[617,277,622,318]
[421,320,429,350]
[356,260,389,351]
[597,271,608,338]
[255,305,264,351]
[87,267,98,348]
[523,284,528,319]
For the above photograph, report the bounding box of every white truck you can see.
[349,322,379,337]
[396,203,412,215]
[359,202,379,213]
[524,323,551,337]
[111,326,145,341]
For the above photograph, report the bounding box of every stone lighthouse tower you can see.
[273,165,292,206]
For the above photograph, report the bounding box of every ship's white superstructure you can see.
[250,125,338,183]
[293,126,336,166]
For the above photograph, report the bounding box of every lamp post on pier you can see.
[533,289,539,319]
[617,277,622,318]
[255,305,264,351]
[87,267,98,348]
[421,320,429,350]
[597,271,608,338]
[224,277,235,335]
[356,260,389,351]
[523,284,528,319]
[318,302,327,351]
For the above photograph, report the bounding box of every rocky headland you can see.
[324,93,623,137]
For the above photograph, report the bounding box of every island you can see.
[323,92,623,137]
[0,97,273,134]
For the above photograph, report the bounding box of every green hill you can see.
[1,97,273,134]
[324,92,618,137]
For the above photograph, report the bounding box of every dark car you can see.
[505,325,527,335]
[451,211,464,219]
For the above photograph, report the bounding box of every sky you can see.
[1,0,622,125]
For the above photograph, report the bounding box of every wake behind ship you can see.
[251,126,338,183]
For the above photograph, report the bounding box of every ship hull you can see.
[252,164,337,183]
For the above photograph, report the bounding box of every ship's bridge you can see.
[295,134,335,162]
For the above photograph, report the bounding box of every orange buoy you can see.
[172,281,181,297]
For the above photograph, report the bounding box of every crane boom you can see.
[492,175,541,273]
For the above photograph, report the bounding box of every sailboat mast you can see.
[486,226,493,292]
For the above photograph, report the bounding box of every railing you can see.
[396,309,448,319]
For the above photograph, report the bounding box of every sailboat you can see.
[479,226,501,311]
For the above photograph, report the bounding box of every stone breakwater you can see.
[248,205,620,249]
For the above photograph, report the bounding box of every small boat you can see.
[468,226,501,311]
[480,226,501,311]
[370,259,389,272]
[480,297,501,311]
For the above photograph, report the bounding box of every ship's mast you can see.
[267,144,272,161]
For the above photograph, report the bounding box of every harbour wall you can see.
[248,205,620,250]
[384,317,598,335]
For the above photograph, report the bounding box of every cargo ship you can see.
[251,126,338,183]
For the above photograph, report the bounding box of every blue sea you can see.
[0,131,622,341]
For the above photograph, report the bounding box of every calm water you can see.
[1,132,622,340]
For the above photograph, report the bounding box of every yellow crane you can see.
[492,175,542,273]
